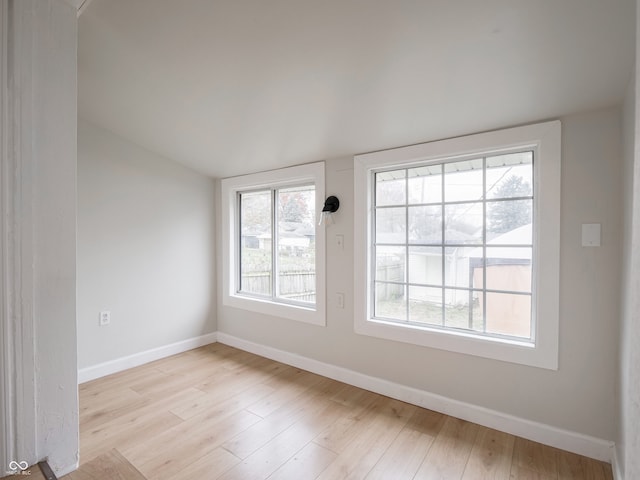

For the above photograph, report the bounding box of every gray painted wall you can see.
[217,108,623,442]
[77,120,217,369]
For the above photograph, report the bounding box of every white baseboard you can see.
[78,332,218,384]
[216,332,615,464]
[612,447,623,480]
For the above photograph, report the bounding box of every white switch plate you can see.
[336,234,344,250]
[336,293,344,309]
[99,310,111,326]
[581,224,601,247]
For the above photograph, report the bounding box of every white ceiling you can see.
[78,0,635,178]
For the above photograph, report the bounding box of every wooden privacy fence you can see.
[241,270,316,303]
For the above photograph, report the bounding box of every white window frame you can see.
[222,162,326,326]
[354,121,560,369]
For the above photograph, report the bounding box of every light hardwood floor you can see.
[64,343,612,479]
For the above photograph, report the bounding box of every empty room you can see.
[2,0,640,479]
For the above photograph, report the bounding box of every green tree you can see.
[279,191,311,223]
[487,175,532,234]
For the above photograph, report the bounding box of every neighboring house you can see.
[253,222,316,255]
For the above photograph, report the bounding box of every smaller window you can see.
[222,162,326,326]
[238,184,317,305]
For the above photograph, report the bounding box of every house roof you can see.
[78,0,635,178]
[469,223,533,259]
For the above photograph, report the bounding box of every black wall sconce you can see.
[319,195,340,225]
[322,195,340,213]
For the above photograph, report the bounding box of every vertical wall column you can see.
[1,0,37,471]
[1,0,78,476]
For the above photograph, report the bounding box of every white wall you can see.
[77,120,216,370]
[217,108,622,445]
[1,0,79,475]
[618,3,640,476]
[33,3,79,472]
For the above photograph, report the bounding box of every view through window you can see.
[373,151,534,340]
[239,184,316,305]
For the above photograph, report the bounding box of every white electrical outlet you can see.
[336,293,344,309]
[99,310,111,326]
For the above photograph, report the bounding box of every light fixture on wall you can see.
[319,195,340,226]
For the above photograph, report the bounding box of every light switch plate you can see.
[581,224,601,247]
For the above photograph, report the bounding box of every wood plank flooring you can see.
[65,343,612,479]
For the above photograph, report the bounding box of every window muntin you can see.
[372,151,534,341]
[238,184,316,307]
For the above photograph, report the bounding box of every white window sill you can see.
[224,292,325,327]
[355,317,557,369]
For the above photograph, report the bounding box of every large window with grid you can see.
[354,122,561,369]
[373,152,534,340]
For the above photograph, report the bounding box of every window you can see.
[222,162,326,326]
[354,122,560,369]
[238,185,316,304]
[374,153,534,338]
